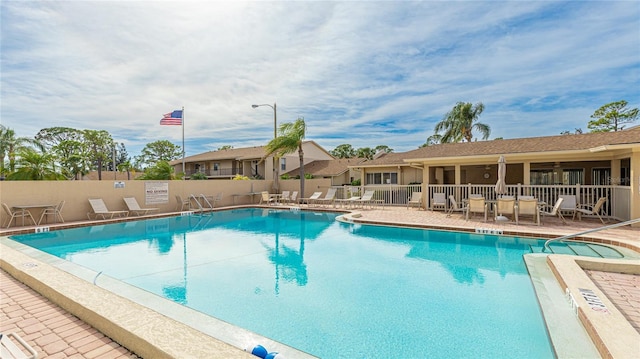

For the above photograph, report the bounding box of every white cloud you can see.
[1,1,638,156]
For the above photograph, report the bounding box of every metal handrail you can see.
[543,217,640,252]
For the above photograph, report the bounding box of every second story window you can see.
[280,158,286,171]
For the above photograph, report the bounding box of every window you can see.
[280,158,286,171]
[530,168,584,185]
[592,168,611,185]
[366,172,398,185]
[213,163,219,171]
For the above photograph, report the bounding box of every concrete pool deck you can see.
[1,205,639,358]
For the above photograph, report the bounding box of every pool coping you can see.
[546,255,640,359]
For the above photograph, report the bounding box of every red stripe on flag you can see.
[160,118,182,126]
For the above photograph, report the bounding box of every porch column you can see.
[611,159,621,185]
[631,151,640,227]
[523,162,531,185]
[454,164,462,202]
[422,164,430,209]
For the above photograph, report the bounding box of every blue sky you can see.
[1,1,639,159]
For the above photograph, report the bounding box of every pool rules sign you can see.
[145,182,169,205]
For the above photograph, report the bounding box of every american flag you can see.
[160,110,183,125]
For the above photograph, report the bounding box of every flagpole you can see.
[182,106,185,176]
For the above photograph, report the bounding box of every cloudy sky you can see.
[1,1,639,158]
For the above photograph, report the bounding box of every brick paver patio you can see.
[1,270,139,359]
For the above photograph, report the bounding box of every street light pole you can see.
[252,102,278,192]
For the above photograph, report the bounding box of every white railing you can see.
[329,184,631,221]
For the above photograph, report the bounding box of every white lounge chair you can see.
[1,332,37,359]
[575,197,607,223]
[431,192,446,211]
[301,192,322,206]
[123,197,159,216]
[289,191,298,204]
[352,190,375,209]
[540,197,566,224]
[280,191,291,204]
[2,203,36,228]
[87,198,128,219]
[314,188,337,207]
[407,192,422,209]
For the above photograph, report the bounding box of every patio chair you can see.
[176,195,190,211]
[559,194,578,220]
[123,197,158,216]
[495,197,517,223]
[431,192,446,211]
[301,191,323,206]
[259,191,276,206]
[2,203,36,228]
[352,190,376,209]
[38,200,65,224]
[289,191,298,204]
[87,198,128,220]
[466,197,488,222]
[517,198,540,226]
[575,197,607,224]
[206,192,223,208]
[314,188,337,207]
[446,195,467,217]
[407,192,422,209]
[0,332,38,359]
[540,197,566,224]
[280,191,291,204]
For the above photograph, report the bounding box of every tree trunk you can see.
[298,146,305,203]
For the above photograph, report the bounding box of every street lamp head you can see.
[251,104,259,108]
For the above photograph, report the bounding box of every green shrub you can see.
[190,172,207,180]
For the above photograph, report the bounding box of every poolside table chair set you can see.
[2,201,65,228]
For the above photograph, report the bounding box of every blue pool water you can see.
[11,209,554,358]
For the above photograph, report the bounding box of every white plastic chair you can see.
[2,203,36,228]
[431,193,447,211]
[407,192,422,209]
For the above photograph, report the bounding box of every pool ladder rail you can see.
[542,217,640,254]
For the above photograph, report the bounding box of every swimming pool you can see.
[11,208,555,358]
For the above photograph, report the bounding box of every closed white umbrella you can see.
[495,155,507,195]
[495,155,508,221]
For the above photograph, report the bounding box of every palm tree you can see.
[434,102,490,142]
[264,117,307,201]
[0,125,44,175]
[6,148,65,180]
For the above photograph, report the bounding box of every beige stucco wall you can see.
[0,178,331,226]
